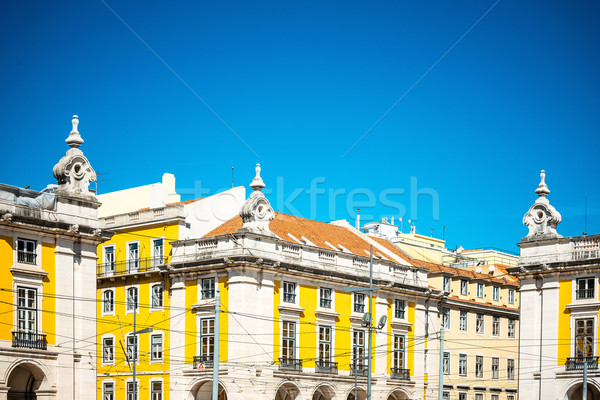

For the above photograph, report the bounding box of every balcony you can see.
[12,331,47,350]
[354,304,365,313]
[315,360,338,375]
[576,289,595,300]
[193,355,214,369]
[351,362,368,377]
[97,257,167,277]
[279,357,303,372]
[566,357,599,371]
[390,367,410,380]
[17,251,36,265]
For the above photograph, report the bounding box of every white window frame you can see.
[102,335,115,365]
[16,286,38,333]
[200,317,215,361]
[476,313,484,335]
[442,307,451,330]
[103,244,115,275]
[319,287,333,309]
[492,316,500,337]
[443,277,451,292]
[493,286,500,301]
[126,241,140,273]
[507,358,515,381]
[458,353,467,376]
[16,237,39,266]
[460,279,467,296]
[394,299,406,319]
[475,354,484,378]
[573,316,596,358]
[150,283,164,311]
[459,310,467,332]
[508,318,516,338]
[126,379,139,400]
[150,332,164,363]
[125,285,139,314]
[151,237,165,268]
[476,283,484,298]
[475,394,484,400]
[102,380,116,400]
[353,293,365,314]
[126,334,138,364]
[102,288,115,316]
[392,334,406,370]
[318,325,332,363]
[150,379,163,400]
[282,281,297,304]
[491,356,500,379]
[575,277,597,300]
[198,275,217,300]
[508,289,515,304]
[282,320,297,361]
[443,351,450,375]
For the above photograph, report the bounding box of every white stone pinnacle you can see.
[250,163,265,192]
[66,115,84,149]
[535,169,550,197]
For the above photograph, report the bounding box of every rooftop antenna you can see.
[399,217,403,234]
[583,196,588,236]
[443,226,447,241]
[232,166,234,188]
[430,228,433,237]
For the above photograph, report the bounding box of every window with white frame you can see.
[127,242,139,272]
[103,381,114,400]
[493,286,499,301]
[393,335,405,370]
[442,308,450,330]
[283,282,296,303]
[103,289,114,313]
[460,279,467,295]
[282,321,296,361]
[459,310,467,332]
[17,287,37,332]
[151,284,163,308]
[319,288,332,308]
[491,395,499,400]
[575,318,594,357]
[508,289,515,304]
[151,334,163,361]
[201,318,215,360]
[507,395,515,400]
[477,283,484,298]
[458,393,467,400]
[103,337,114,364]
[458,353,467,376]
[443,351,450,375]
[354,293,365,313]
[126,287,138,312]
[151,381,162,400]
[395,299,406,319]
[507,358,515,380]
[475,355,483,378]
[576,277,595,300]
[352,329,365,369]
[201,278,215,299]
[318,325,331,363]
[152,239,164,268]
[476,313,484,334]
[126,381,137,400]
[443,277,451,292]
[508,319,516,338]
[103,246,115,274]
[126,334,138,363]
[491,357,499,379]
[475,394,483,400]
[17,238,37,265]
[492,316,500,336]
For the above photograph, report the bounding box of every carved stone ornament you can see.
[238,164,275,235]
[522,170,562,241]
[52,116,97,197]
[1,213,13,222]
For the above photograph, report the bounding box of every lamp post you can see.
[131,308,152,400]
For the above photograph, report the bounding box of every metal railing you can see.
[390,367,410,380]
[17,251,36,265]
[283,293,296,303]
[566,357,599,371]
[193,355,214,369]
[12,331,47,350]
[315,360,338,374]
[354,303,365,313]
[350,362,368,377]
[576,289,595,300]
[201,289,215,299]
[278,357,303,372]
[319,298,332,308]
[97,257,166,277]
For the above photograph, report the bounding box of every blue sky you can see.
[1,1,598,252]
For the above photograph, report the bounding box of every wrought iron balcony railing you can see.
[12,331,47,350]
[354,304,365,313]
[279,357,303,372]
[17,251,37,265]
[566,356,599,371]
[390,367,410,380]
[350,362,368,377]
[315,360,338,375]
[576,289,595,300]
[193,355,214,369]
[97,257,167,277]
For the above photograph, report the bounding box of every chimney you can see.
[356,209,360,230]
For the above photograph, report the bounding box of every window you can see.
[17,287,37,332]
[127,381,137,400]
[283,282,296,303]
[151,284,163,308]
[492,316,500,336]
[460,279,467,295]
[126,335,138,363]
[491,395,499,400]
[126,287,138,312]
[576,277,595,300]
[493,286,499,301]
[201,318,215,360]
[319,288,332,308]
[17,238,37,264]
[458,353,467,376]
[104,246,115,274]
[476,313,484,334]
[475,394,483,400]
[201,278,215,299]
[354,293,365,313]
[319,325,331,362]
[103,337,114,364]
[151,381,162,400]
[443,277,451,292]
[395,299,406,319]
[458,393,467,400]
[393,335,405,369]
[442,308,450,330]
[508,319,516,338]
[491,357,499,379]
[508,289,515,304]
[103,290,114,313]
[475,355,483,378]
[128,243,139,272]
[507,358,515,380]
[103,382,114,400]
[575,318,594,357]
[442,392,450,400]
[443,351,450,375]
[151,334,163,361]
[459,310,468,332]
[353,330,365,369]
[507,395,515,400]
[477,283,484,298]
[282,321,296,360]
[152,239,164,267]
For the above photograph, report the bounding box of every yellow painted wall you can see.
[299,284,317,365]
[273,280,280,361]
[557,278,572,365]
[408,301,415,372]
[0,236,14,341]
[335,290,352,372]
[41,241,56,345]
[219,276,229,362]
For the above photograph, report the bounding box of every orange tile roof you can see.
[428,262,519,286]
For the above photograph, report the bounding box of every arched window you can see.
[103,290,114,313]
[126,287,138,311]
[152,284,163,308]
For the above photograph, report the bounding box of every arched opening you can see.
[312,384,336,400]
[190,380,227,400]
[276,382,302,400]
[387,389,410,400]
[7,364,45,400]
[346,387,366,400]
[565,382,600,400]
